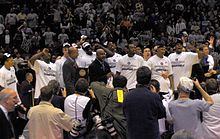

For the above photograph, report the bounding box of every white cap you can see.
[63,42,70,47]
[82,42,91,49]
[179,77,193,91]
[182,31,188,36]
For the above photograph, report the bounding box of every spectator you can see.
[48,80,65,111]
[0,88,20,139]
[26,8,39,29]
[168,77,214,139]
[42,27,56,47]
[202,78,220,139]
[65,78,96,138]
[27,85,77,139]
[58,28,69,45]
[123,66,166,139]
[13,52,24,71]
[91,75,128,139]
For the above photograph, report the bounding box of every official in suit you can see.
[89,49,113,84]
[20,73,34,109]
[0,88,20,139]
[63,47,79,96]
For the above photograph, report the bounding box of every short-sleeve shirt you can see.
[116,54,144,89]
[169,99,210,139]
[31,60,56,98]
[145,55,173,92]
[168,52,199,90]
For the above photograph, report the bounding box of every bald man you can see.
[89,48,112,84]
[63,47,79,96]
[0,88,19,139]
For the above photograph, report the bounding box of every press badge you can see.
[117,90,124,103]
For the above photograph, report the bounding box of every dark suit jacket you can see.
[63,57,78,96]
[0,108,14,139]
[89,59,111,84]
[123,86,166,139]
[20,80,33,109]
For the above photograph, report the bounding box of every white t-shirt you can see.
[202,94,220,139]
[106,53,122,74]
[76,49,96,68]
[116,54,144,89]
[0,66,20,101]
[64,94,90,126]
[168,52,199,90]
[145,55,173,92]
[55,56,67,88]
[31,60,56,98]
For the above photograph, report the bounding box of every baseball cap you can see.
[63,42,71,48]
[175,39,183,45]
[2,53,12,64]
[178,77,194,92]
[182,31,188,36]
[82,42,91,49]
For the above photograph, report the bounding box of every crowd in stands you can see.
[0,0,220,139]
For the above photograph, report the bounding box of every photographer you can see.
[90,75,128,139]
[64,78,98,139]
[168,77,214,139]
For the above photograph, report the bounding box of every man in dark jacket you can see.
[90,75,128,139]
[89,49,113,84]
[123,66,166,139]
[20,72,34,109]
[0,88,20,139]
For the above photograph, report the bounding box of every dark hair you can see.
[75,78,89,94]
[206,78,218,95]
[48,80,60,95]
[149,79,160,92]
[136,66,151,85]
[113,75,127,88]
[40,86,54,101]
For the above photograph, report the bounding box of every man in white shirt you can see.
[202,78,220,139]
[29,48,56,99]
[55,43,69,88]
[116,43,144,90]
[0,53,20,101]
[168,40,199,90]
[145,44,174,94]
[106,41,122,74]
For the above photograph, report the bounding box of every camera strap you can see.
[74,95,79,120]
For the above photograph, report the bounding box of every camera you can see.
[91,112,105,130]
[102,117,117,137]
[70,120,82,137]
